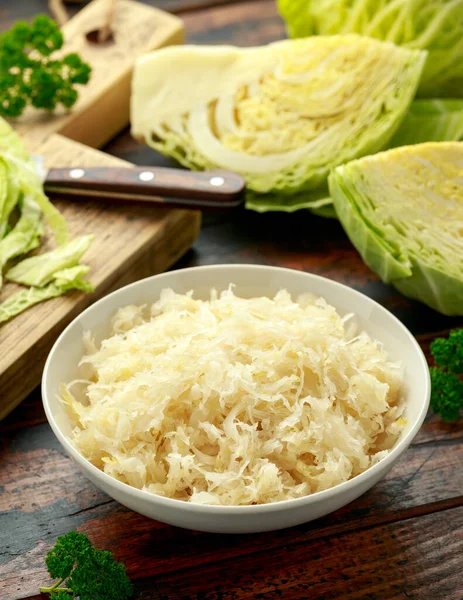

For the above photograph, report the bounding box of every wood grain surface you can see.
[1,1,462,600]
[13,0,184,150]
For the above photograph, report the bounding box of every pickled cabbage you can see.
[131,36,425,214]
[329,142,463,315]
[62,289,404,506]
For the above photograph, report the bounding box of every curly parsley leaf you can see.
[0,15,91,118]
[40,531,132,600]
[430,329,463,422]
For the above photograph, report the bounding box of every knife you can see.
[32,157,246,210]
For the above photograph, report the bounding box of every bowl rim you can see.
[42,264,431,514]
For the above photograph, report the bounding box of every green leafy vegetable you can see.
[0,265,93,324]
[0,15,91,118]
[329,141,463,315]
[0,117,92,323]
[132,36,425,214]
[312,99,463,219]
[0,158,20,238]
[0,195,44,287]
[39,531,132,600]
[389,100,463,148]
[0,116,69,244]
[429,329,463,422]
[275,99,463,219]
[0,115,30,160]
[277,0,463,98]
[6,234,93,287]
[245,187,332,214]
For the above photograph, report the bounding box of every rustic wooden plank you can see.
[182,0,284,45]
[0,390,44,433]
[132,507,463,600]
[414,413,463,446]
[0,134,201,420]
[1,469,461,600]
[1,415,461,599]
[11,0,184,151]
[164,0,272,15]
[0,0,271,25]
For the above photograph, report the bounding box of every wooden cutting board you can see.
[0,0,201,420]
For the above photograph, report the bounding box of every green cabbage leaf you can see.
[132,36,426,214]
[6,234,94,287]
[329,142,463,315]
[0,195,44,287]
[0,118,69,244]
[0,265,93,324]
[278,0,463,98]
[247,98,463,216]
[0,116,93,323]
[388,99,463,147]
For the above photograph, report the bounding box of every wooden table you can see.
[1,2,462,599]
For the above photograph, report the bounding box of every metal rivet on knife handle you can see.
[139,171,155,182]
[69,168,85,179]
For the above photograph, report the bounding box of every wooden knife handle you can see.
[44,167,246,210]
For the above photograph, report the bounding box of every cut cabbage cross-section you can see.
[329,142,463,315]
[132,36,426,213]
[278,0,463,98]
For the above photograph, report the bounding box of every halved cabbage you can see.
[278,0,463,98]
[132,36,426,212]
[329,142,463,315]
[247,100,463,216]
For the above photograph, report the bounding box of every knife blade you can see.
[32,157,246,211]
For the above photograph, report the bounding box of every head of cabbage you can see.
[329,142,463,315]
[278,0,463,98]
[131,36,426,213]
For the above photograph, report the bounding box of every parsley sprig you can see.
[430,329,463,422]
[0,15,91,118]
[40,531,132,600]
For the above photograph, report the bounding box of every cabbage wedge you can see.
[329,142,463,315]
[132,36,426,213]
[278,0,463,98]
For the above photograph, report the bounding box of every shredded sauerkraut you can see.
[61,288,405,505]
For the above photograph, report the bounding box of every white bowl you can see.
[42,265,430,534]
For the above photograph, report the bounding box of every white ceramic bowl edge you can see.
[42,265,430,533]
